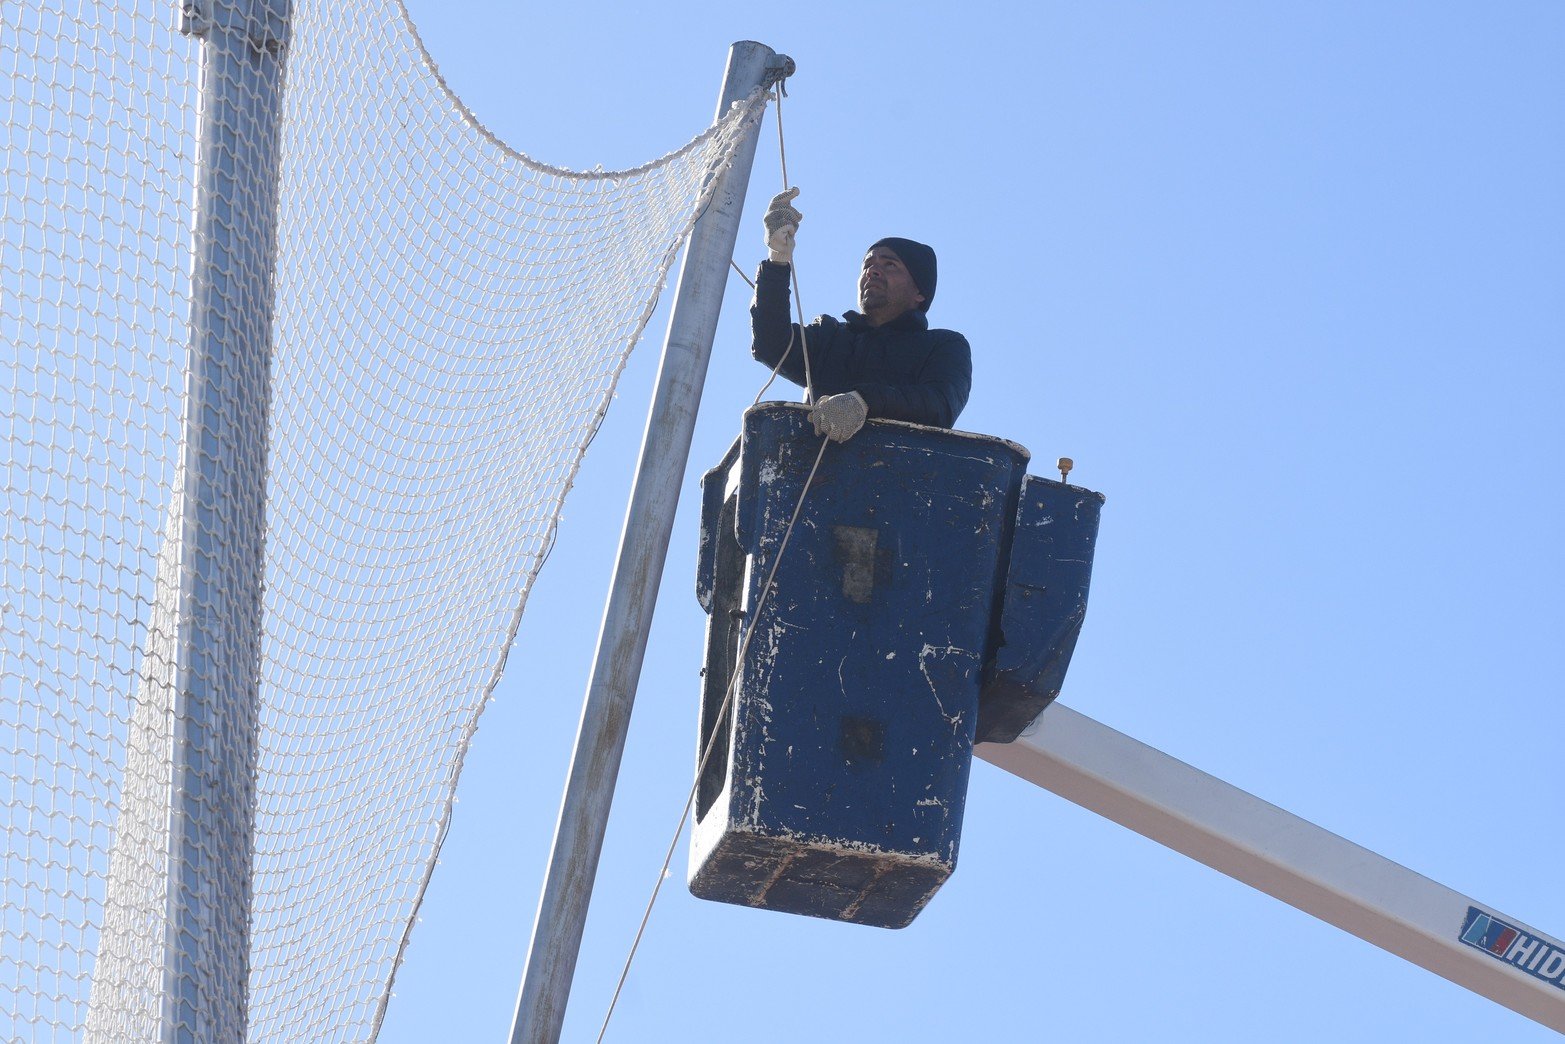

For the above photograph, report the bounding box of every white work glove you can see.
[764,187,801,264]
[809,391,868,443]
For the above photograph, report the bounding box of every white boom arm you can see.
[976,702,1565,1034]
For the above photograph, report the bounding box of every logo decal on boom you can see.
[1460,907,1565,990]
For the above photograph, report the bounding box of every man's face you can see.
[858,247,925,321]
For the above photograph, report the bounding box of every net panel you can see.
[2,2,199,1039]
[1,1,768,1040]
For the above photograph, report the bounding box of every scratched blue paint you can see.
[689,403,1102,927]
[977,474,1104,743]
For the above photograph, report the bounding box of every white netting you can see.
[1,1,768,1040]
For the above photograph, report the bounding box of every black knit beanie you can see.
[869,237,937,312]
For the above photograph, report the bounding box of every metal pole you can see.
[977,703,1565,1033]
[509,41,791,1044]
[164,4,288,1040]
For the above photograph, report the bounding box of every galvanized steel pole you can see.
[169,4,289,1038]
[509,41,791,1044]
[170,2,288,1039]
[84,8,287,1039]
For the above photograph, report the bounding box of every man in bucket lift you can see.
[750,188,972,442]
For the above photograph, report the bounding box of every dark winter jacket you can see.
[749,261,971,429]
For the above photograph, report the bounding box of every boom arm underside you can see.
[976,703,1565,1034]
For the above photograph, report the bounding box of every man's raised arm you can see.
[750,188,808,380]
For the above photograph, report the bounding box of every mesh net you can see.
[1,1,768,1040]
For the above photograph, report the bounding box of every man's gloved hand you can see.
[764,187,801,264]
[809,391,868,443]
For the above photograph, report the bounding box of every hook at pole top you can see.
[767,52,797,85]
[728,41,795,89]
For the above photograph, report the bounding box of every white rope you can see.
[596,435,828,1042]
[598,80,828,1041]
[776,83,817,401]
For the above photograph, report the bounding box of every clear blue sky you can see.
[385,3,1565,1040]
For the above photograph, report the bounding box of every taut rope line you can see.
[597,80,827,1041]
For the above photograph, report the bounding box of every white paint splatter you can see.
[917,643,969,732]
